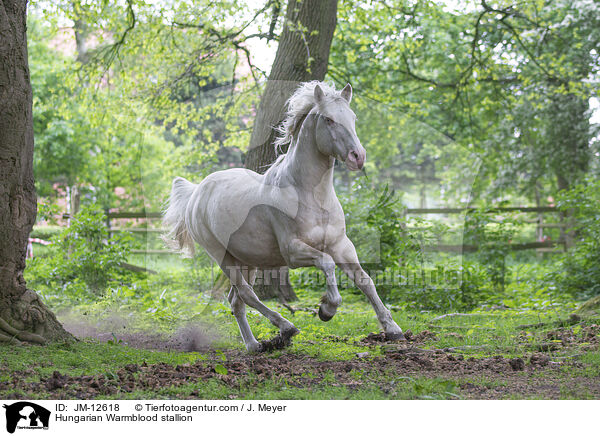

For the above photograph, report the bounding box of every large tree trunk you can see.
[245,0,338,171]
[0,0,73,343]
[244,0,338,301]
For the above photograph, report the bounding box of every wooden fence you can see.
[62,206,569,255]
[62,211,164,254]
[403,206,568,253]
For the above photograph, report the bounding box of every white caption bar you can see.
[0,399,596,436]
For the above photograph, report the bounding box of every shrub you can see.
[553,179,600,299]
[330,182,491,311]
[462,208,518,293]
[26,205,133,297]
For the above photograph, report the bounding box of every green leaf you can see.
[214,364,228,375]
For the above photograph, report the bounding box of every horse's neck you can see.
[283,118,335,201]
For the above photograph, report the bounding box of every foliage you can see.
[27,15,207,213]
[330,0,600,203]
[27,206,133,296]
[553,179,600,299]
[23,1,600,323]
[462,208,519,293]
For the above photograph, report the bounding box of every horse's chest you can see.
[297,208,345,251]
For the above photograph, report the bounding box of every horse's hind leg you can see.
[221,254,299,345]
[227,286,261,352]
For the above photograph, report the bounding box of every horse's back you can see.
[186,168,295,267]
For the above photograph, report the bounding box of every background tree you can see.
[0,0,72,344]
[244,0,338,170]
[243,0,338,300]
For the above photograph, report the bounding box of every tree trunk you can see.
[245,0,338,171]
[253,267,297,302]
[0,0,73,344]
[244,0,338,301]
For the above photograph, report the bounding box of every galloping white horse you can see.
[163,81,404,351]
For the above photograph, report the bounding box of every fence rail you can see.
[61,206,568,255]
[404,206,560,214]
[423,240,564,254]
[62,206,562,221]
[63,212,162,220]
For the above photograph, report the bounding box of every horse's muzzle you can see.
[346,148,365,171]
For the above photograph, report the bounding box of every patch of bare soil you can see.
[360,329,437,345]
[2,341,599,400]
[3,320,599,400]
[517,323,600,353]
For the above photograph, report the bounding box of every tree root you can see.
[281,305,318,316]
[0,331,22,345]
[0,316,47,344]
[0,288,75,345]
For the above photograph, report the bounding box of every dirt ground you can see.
[2,325,599,400]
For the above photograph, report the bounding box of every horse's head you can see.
[312,83,366,171]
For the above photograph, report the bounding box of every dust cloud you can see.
[59,312,224,352]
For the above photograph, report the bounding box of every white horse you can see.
[163,81,404,352]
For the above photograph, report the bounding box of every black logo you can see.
[2,402,50,433]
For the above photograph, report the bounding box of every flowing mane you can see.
[273,81,344,153]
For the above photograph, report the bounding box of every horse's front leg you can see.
[286,239,342,321]
[330,237,405,340]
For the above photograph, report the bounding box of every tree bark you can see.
[244,0,338,301]
[0,0,73,343]
[245,0,338,171]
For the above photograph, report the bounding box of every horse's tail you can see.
[162,176,197,256]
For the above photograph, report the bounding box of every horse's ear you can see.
[341,83,352,103]
[314,84,325,104]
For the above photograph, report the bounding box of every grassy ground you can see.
[1,291,599,400]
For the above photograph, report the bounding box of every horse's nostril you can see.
[351,151,359,160]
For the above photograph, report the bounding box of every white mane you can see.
[273,81,345,153]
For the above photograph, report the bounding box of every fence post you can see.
[564,209,575,250]
[104,207,111,234]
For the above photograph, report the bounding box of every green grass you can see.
[0,341,208,380]
[1,297,598,399]
[11,255,600,399]
[113,376,461,400]
[0,339,464,400]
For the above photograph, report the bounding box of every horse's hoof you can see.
[282,325,300,340]
[385,331,406,341]
[255,325,299,353]
[318,306,334,322]
[247,342,263,353]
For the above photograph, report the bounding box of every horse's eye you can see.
[325,117,334,125]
